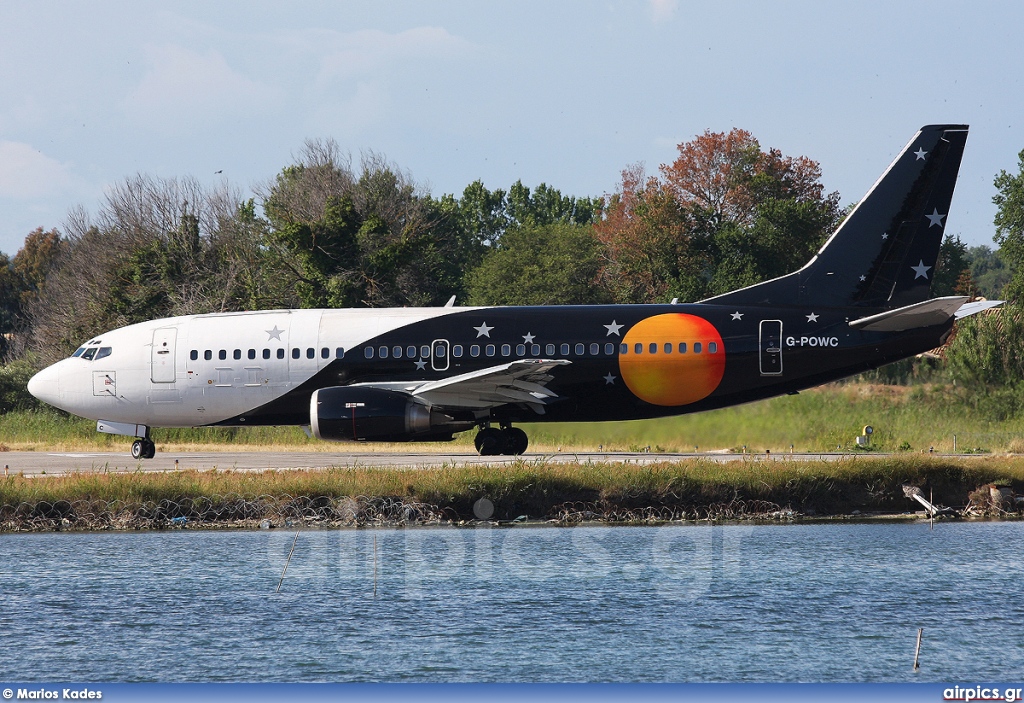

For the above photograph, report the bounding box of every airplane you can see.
[27,124,1001,460]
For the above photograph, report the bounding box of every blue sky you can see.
[1,0,1022,256]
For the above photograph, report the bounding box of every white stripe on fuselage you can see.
[45,306,480,427]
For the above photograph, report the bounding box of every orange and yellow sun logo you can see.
[618,313,726,406]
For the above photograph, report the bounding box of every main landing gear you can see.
[474,426,529,456]
[131,437,156,460]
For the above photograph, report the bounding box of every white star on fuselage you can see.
[882,233,889,240]
[911,260,932,279]
[926,209,947,228]
[731,311,743,320]
[523,332,536,344]
[604,320,623,336]
[806,312,819,322]
[603,372,617,385]
[474,322,494,338]
[914,147,928,161]
[266,325,284,341]
[414,359,427,370]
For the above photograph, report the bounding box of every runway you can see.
[0,448,932,476]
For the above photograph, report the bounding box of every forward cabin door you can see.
[759,320,783,376]
[151,328,177,383]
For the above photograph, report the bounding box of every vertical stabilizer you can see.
[707,124,968,310]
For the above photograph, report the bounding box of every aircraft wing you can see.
[354,359,571,414]
[954,299,1004,319]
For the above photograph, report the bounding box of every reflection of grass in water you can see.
[5,383,1024,453]
[2,456,1023,519]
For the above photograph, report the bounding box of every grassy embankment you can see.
[2,456,1022,530]
[2,382,1022,454]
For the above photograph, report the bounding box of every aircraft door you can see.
[151,328,177,383]
[759,320,783,376]
[431,339,450,371]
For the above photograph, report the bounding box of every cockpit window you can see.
[72,347,86,358]
[95,347,112,360]
[81,348,97,361]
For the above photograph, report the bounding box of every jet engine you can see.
[310,386,473,442]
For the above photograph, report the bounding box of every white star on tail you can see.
[806,313,819,322]
[731,311,743,320]
[604,320,623,336]
[603,372,617,385]
[914,147,928,161]
[859,275,867,282]
[926,209,946,228]
[911,260,932,279]
[474,322,493,338]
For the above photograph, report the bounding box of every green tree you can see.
[993,147,1024,301]
[966,245,1011,299]
[932,234,973,297]
[945,303,1024,418]
[466,223,612,305]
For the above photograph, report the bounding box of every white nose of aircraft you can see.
[27,364,60,407]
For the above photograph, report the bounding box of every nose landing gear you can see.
[474,425,529,456]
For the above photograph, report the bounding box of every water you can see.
[0,522,1021,682]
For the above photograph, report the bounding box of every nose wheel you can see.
[474,426,529,456]
[131,439,156,460]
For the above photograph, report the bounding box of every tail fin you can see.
[707,124,968,310]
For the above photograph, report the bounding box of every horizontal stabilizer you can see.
[849,296,968,332]
[954,299,1003,319]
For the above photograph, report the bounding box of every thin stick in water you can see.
[913,627,923,671]
[373,534,378,598]
[276,531,300,594]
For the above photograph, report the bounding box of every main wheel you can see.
[142,440,156,459]
[474,427,507,456]
[502,427,529,455]
[131,440,144,460]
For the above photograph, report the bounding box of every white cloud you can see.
[0,141,74,199]
[123,45,281,133]
[649,0,679,23]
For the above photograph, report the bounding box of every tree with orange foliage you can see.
[597,128,841,302]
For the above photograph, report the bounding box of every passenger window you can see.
[590,343,599,355]
[95,347,112,360]
[263,349,271,360]
[605,343,615,355]
[634,343,642,354]
[516,344,526,356]
[219,350,227,361]
[436,345,446,358]
[560,343,570,356]
[452,345,463,357]
[486,344,495,357]
[575,343,585,355]
[292,348,300,359]
[420,345,430,358]
[501,344,511,356]
[545,344,555,356]
[406,346,416,359]
[470,345,480,357]
[336,347,345,359]
[709,342,718,353]
[321,347,330,359]
[306,348,314,359]
[364,347,374,359]
[649,343,657,354]
[679,342,687,353]
[531,344,540,356]
[277,348,285,359]
[392,346,402,359]
[379,346,389,359]
[233,349,241,360]
[664,343,672,354]
[620,344,628,354]
[694,342,702,354]
[204,350,212,361]
[248,349,256,360]
[190,350,198,361]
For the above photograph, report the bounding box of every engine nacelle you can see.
[310,386,471,442]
